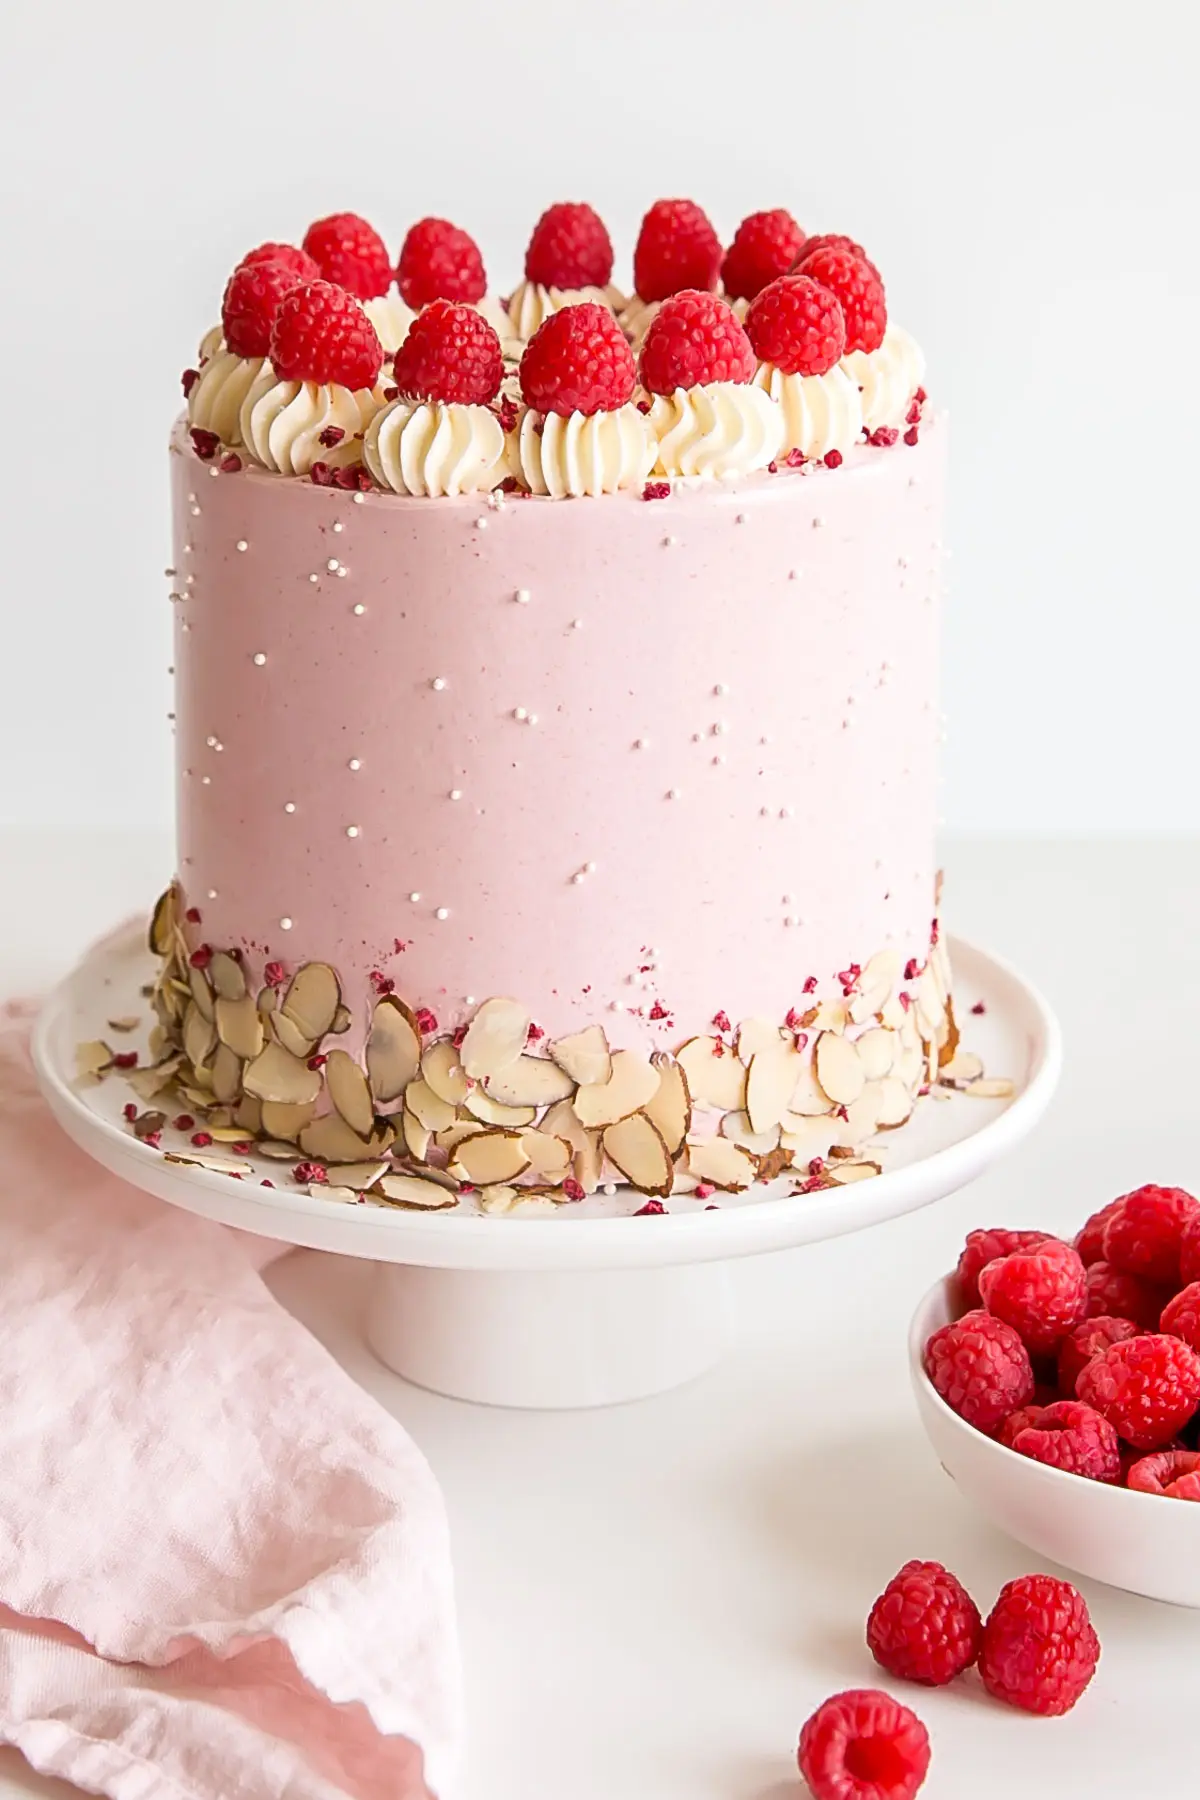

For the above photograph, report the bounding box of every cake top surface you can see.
[183,201,928,500]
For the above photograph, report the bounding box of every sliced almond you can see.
[260,1097,316,1141]
[459,996,531,1081]
[964,1076,1015,1100]
[848,948,902,1023]
[107,1015,140,1033]
[520,1129,572,1180]
[377,1172,458,1211]
[873,1075,914,1128]
[211,1042,243,1105]
[257,1138,302,1160]
[478,1184,557,1216]
[895,1042,925,1092]
[421,1040,471,1106]
[450,1130,531,1185]
[685,1137,757,1191]
[832,1086,883,1146]
[879,995,908,1031]
[720,1109,781,1155]
[939,1049,984,1087]
[672,1165,700,1194]
[402,1109,432,1161]
[757,1145,794,1182]
[188,964,215,1023]
[602,1113,673,1196]
[182,1001,217,1070]
[365,995,422,1104]
[645,1054,690,1156]
[164,1151,254,1177]
[485,1054,575,1109]
[574,1130,604,1194]
[548,1023,611,1088]
[736,1017,786,1064]
[855,1027,897,1081]
[788,1060,833,1118]
[281,962,341,1043]
[810,997,850,1033]
[463,1088,537,1128]
[299,1111,394,1164]
[233,1093,263,1135]
[814,1032,865,1107]
[405,1077,458,1133]
[243,1041,321,1106]
[209,951,247,1002]
[746,1040,804,1133]
[149,886,178,956]
[676,1036,747,1113]
[573,1048,661,1129]
[830,1159,882,1184]
[258,986,278,1017]
[330,1003,352,1035]
[436,1119,488,1152]
[780,1115,837,1158]
[215,994,264,1062]
[126,1056,183,1101]
[270,1008,315,1058]
[325,1048,376,1138]
[542,1099,604,1193]
[75,1040,113,1079]
[207,1125,251,1143]
[333,1159,390,1190]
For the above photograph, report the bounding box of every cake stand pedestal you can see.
[31,926,1059,1409]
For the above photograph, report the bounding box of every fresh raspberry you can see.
[269,281,383,389]
[997,1399,1120,1482]
[1084,1259,1169,1330]
[795,232,880,280]
[977,1238,1088,1355]
[1057,1314,1140,1396]
[638,290,755,395]
[1159,1279,1200,1350]
[744,274,845,377]
[238,241,319,282]
[1075,1197,1124,1265]
[391,299,503,406]
[221,259,303,359]
[632,198,722,304]
[797,1689,930,1800]
[793,245,887,354]
[866,1560,981,1686]
[519,302,635,417]
[1102,1184,1200,1287]
[720,208,805,302]
[1077,1332,1200,1449]
[524,201,613,290]
[979,1575,1099,1716]
[301,212,392,300]
[956,1228,1054,1307]
[396,217,486,310]
[1125,1448,1200,1496]
[923,1308,1035,1435]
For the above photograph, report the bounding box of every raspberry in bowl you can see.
[910,1184,1200,1607]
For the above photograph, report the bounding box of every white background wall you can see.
[1,0,1195,833]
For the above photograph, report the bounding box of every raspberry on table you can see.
[996,1399,1120,1482]
[979,1574,1100,1715]
[956,1227,1054,1306]
[1102,1184,1200,1287]
[744,274,846,376]
[791,244,887,353]
[1160,1280,1200,1351]
[923,1308,1035,1435]
[301,211,392,299]
[797,1688,930,1800]
[1077,1331,1200,1449]
[720,207,805,302]
[1084,1260,1168,1331]
[396,216,487,310]
[221,259,304,359]
[238,241,319,282]
[638,290,756,395]
[392,300,503,407]
[632,197,722,303]
[269,281,383,390]
[518,302,636,417]
[1057,1315,1139,1397]
[866,1559,982,1686]
[1075,1198,1124,1265]
[524,201,613,290]
[977,1239,1088,1355]
[1125,1448,1200,1496]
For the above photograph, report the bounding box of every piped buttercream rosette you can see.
[640,290,784,480]
[364,299,509,498]
[511,302,655,498]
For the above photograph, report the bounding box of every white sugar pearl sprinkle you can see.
[572,872,585,885]
[332,521,344,533]
[236,539,248,553]
[713,683,727,696]
[353,491,365,504]
[409,892,421,903]
[346,825,360,838]
[435,907,449,920]
[280,917,293,930]
[712,721,727,736]
[284,802,296,814]
[348,758,361,771]
[571,618,583,630]
[352,603,365,615]
[432,678,447,691]
[201,775,211,785]
[206,888,217,900]
[514,588,531,604]
[585,860,596,873]
[252,652,266,666]
[309,573,319,584]
[327,558,340,572]
[449,789,462,801]
[513,706,527,721]
[666,788,680,800]
[475,517,487,530]
[633,738,648,750]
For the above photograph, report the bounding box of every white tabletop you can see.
[2,829,1198,1800]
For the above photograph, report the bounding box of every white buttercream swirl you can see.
[238,371,383,475]
[363,292,417,354]
[617,294,660,350]
[187,352,266,446]
[364,400,508,497]
[841,323,925,431]
[513,404,656,498]
[197,323,224,365]
[649,383,784,479]
[751,362,864,461]
[505,280,619,345]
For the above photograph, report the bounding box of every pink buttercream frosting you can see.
[171,423,943,1052]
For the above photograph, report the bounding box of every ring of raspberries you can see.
[925,1183,1200,1492]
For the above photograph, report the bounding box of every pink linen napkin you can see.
[0,1000,461,1800]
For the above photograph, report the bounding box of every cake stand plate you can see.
[32,924,1060,1408]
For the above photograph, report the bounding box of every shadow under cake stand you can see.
[32,925,1060,1409]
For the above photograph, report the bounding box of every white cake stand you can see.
[32,923,1060,1409]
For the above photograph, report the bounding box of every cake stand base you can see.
[365,1262,734,1408]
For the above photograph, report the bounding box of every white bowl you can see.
[909,1275,1200,1607]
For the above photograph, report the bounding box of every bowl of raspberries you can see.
[911,1183,1200,1607]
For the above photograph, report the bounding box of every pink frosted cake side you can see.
[136,202,967,1210]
